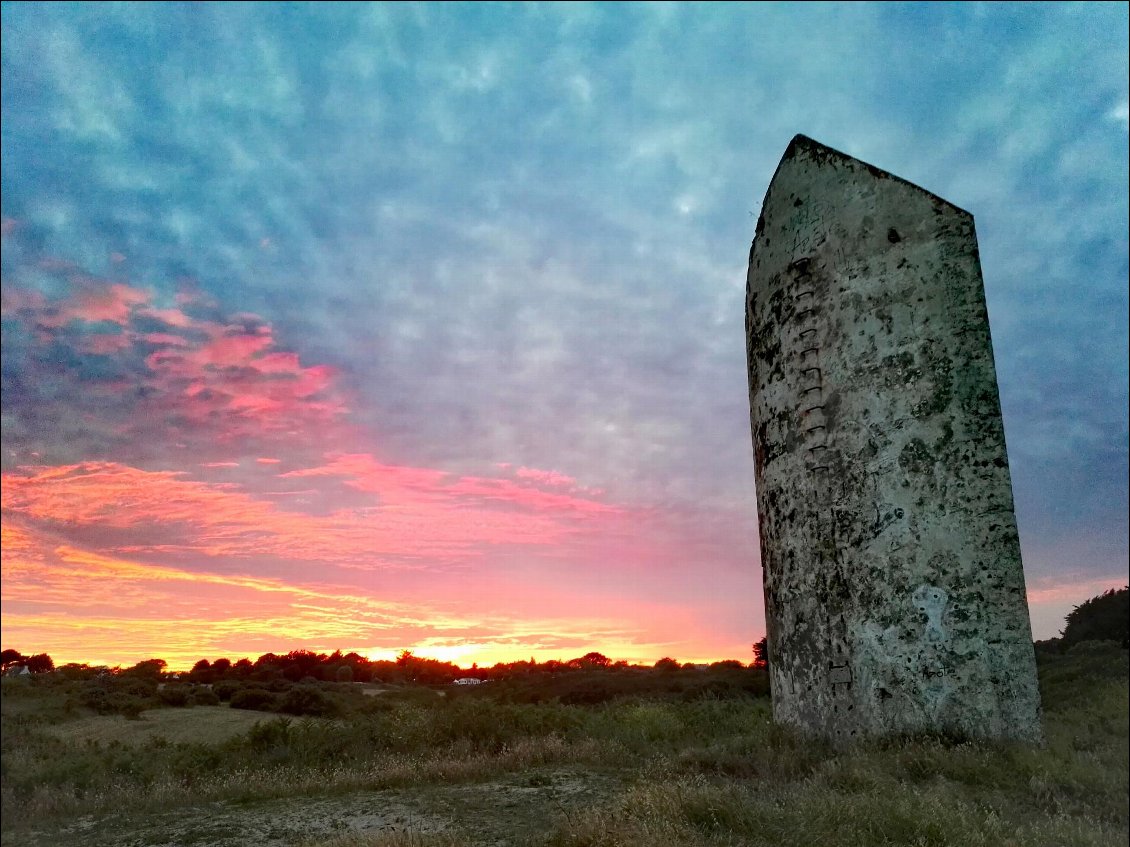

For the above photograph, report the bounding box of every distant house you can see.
[453,677,483,685]
[4,665,30,677]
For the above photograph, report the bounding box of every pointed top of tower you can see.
[766,134,971,220]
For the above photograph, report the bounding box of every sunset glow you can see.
[2,3,1126,670]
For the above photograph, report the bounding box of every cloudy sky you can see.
[2,2,1126,668]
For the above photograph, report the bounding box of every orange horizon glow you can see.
[0,644,757,676]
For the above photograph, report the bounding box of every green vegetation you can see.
[1035,586,1129,655]
[1063,587,1129,649]
[1,646,1126,846]
[3,600,1128,847]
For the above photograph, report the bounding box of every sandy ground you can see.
[4,767,621,847]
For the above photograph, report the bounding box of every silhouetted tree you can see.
[282,650,327,682]
[56,662,101,679]
[251,654,284,681]
[25,653,54,674]
[654,657,680,671]
[1062,587,1129,648]
[578,651,611,668]
[122,658,166,679]
[1,649,26,670]
[189,659,213,684]
[212,657,233,677]
[395,650,458,684]
[232,658,254,677]
[751,638,769,669]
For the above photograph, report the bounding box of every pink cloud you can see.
[139,306,196,329]
[199,329,274,367]
[1026,575,1127,605]
[4,279,351,455]
[1,455,625,570]
[1,287,47,314]
[284,453,619,516]
[141,332,192,347]
[8,279,150,330]
[76,333,132,356]
[63,282,150,326]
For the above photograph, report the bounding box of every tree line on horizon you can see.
[5,585,1124,682]
[0,647,759,684]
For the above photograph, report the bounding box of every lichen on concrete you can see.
[746,135,1042,743]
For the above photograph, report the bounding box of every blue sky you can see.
[1,1,1126,665]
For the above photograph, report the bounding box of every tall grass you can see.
[545,642,1129,847]
[2,647,1126,847]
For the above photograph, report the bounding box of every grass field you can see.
[1,643,1126,847]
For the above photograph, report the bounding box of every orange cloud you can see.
[1,517,716,669]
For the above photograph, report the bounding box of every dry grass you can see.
[303,834,467,847]
[41,704,273,746]
[2,645,1126,847]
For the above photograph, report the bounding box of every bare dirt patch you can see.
[5,767,623,847]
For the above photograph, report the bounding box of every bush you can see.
[213,681,242,702]
[78,677,158,717]
[1062,586,1129,648]
[190,687,220,706]
[278,685,336,717]
[157,686,191,707]
[230,688,278,712]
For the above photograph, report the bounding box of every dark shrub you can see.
[1037,640,1129,710]
[230,688,278,712]
[1062,587,1129,648]
[79,676,158,716]
[214,681,242,702]
[190,687,220,706]
[157,686,191,707]
[81,688,153,718]
[247,717,293,751]
[278,685,336,717]
[1034,638,1063,655]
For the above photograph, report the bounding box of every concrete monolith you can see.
[745,135,1042,743]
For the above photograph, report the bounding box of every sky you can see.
[1,2,1127,670]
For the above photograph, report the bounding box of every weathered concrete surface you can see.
[746,135,1042,743]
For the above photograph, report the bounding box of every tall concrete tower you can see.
[746,135,1042,743]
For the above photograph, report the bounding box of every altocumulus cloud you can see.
[1,2,1126,660]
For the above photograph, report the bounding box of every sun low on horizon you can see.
[1,3,1127,671]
